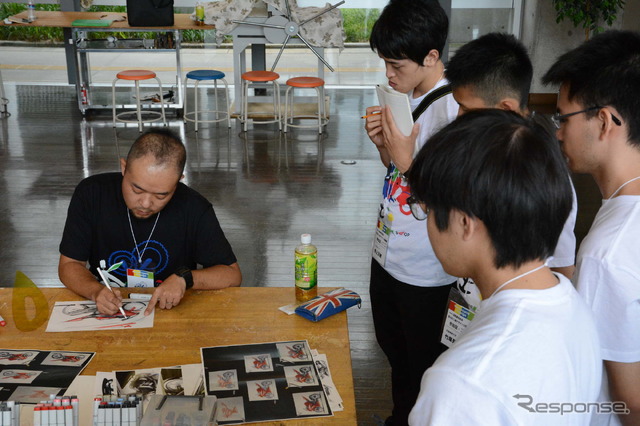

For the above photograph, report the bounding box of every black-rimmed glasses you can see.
[407,195,429,221]
[551,106,622,129]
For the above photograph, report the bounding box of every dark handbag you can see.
[126,0,175,27]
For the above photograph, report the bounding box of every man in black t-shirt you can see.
[59,128,241,315]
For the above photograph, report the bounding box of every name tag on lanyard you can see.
[127,268,155,287]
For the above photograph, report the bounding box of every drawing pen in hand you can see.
[97,268,128,319]
[361,112,382,119]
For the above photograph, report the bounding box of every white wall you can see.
[522,0,625,93]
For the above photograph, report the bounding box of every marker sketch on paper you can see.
[46,299,154,332]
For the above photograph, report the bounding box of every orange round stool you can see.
[240,70,281,132]
[283,76,327,134]
[112,69,167,132]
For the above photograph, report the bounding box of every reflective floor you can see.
[0,84,602,424]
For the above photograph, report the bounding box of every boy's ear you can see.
[423,49,440,67]
[497,97,522,114]
[460,212,476,242]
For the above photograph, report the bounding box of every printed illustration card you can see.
[46,299,154,332]
[0,349,94,403]
[201,340,332,424]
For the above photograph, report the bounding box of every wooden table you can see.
[3,11,212,30]
[2,11,214,114]
[0,287,356,425]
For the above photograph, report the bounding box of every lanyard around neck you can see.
[127,208,161,264]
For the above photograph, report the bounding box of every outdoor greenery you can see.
[552,0,625,39]
[0,3,379,43]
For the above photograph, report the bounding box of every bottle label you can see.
[196,5,205,21]
[295,253,317,290]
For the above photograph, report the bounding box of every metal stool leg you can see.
[315,86,322,134]
[275,81,282,131]
[284,86,292,133]
[194,80,199,132]
[112,77,119,128]
[223,78,231,128]
[155,77,167,127]
[243,80,249,132]
[183,77,189,125]
[213,80,219,121]
[134,81,143,132]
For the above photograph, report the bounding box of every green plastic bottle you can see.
[295,234,318,302]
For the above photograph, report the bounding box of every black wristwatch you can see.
[174,266,194,289]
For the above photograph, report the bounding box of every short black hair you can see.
[406,109,572,269]
[370,0,449,64]
[542,30,640,146]
[446,32,532,110]
[126,128,186,175]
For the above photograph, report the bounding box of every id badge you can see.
[127,269,155,288]
[440,286,477,348]
[373,219,391,267]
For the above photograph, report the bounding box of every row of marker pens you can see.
[0,401,20,426]
[93,395,143,426]
[32,395,79,426]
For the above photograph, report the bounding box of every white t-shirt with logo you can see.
[409,274,602,425]
[372,79,459,287]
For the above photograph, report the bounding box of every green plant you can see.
[552,0,625,39]
[0,3,63,42]
[341,8,380,43]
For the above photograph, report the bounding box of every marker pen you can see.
[47,405,55,426]
[93,397,102,426]
[136,398,143,424]
[1,405,10,426]
[71,397,79,426]
[120,402,129,426]
[41,406,50,426]
[11,401,19,426]
[105,403,113,426]
[64,406,73,426]
[97,404,106,426]
[127,402,136,426]
[0,314,6,327]
[33,405,41,426]
[129,293,152,301]
[6,401,14,426]
[56,406,64,426]
[113,401,121,426]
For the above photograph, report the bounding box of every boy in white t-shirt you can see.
[363,1,458,424]
[543,30,640,425]
[406,110,601,425]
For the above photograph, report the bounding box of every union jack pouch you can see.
[295,288,361,322]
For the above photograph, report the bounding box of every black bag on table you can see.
[126,0,175,27]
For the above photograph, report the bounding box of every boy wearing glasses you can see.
[543,30,640,425]
[406,109,601,425]
[363,1,458,424]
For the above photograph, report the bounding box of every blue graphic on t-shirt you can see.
[107,240,169,278]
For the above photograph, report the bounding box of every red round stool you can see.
[283,76,328,134]
[112,69,167,132]
[240,70,281,132]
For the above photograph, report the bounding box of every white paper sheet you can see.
[46,299,154,332]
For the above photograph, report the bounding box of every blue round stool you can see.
[183,70,231,131]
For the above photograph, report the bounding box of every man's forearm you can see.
[191,263,242,290]
[58,259,103,301]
